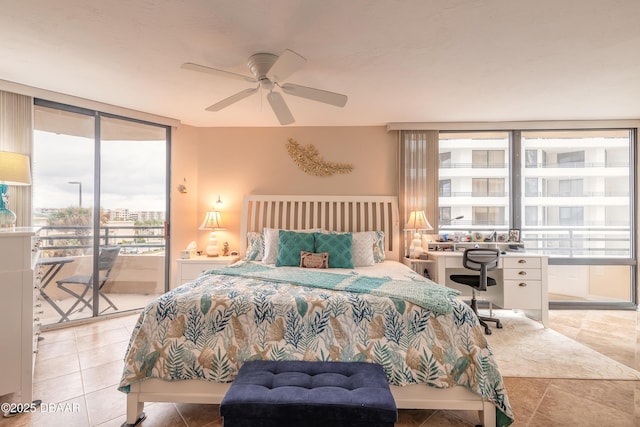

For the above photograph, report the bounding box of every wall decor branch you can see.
[286,138,353,177]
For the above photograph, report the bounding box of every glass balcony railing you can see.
[35,225,167,326]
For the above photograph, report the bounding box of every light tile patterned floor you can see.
[1,309,639,426]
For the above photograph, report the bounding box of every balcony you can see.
[36,225,167,327]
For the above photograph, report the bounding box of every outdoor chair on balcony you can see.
[56,246,121,321]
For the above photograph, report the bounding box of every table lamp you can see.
[0,151,31,228]
[199,210,225,256]
[405,210,433,259]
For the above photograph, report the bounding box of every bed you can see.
[119,195,513,427]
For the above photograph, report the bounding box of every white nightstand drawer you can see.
[180,263,214,280]
[176,255,239,285]
[503,280,542,309]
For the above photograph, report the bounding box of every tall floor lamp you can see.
[0,151,31,228]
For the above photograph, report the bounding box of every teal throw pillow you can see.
[276,230,315,267]
[314,232,354,268]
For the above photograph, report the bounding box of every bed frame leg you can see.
[477,401,496,427]
[123,394,146,427]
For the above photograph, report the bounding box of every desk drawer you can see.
[503,280,542,309]
[503,257,541,269]
[503,267,541,281]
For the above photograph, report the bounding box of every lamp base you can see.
[0,186,16,228]
[206,231,219,257]
[0,207,16,228]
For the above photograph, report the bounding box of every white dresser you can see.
[0,227,40,404]
[175,255,239,286]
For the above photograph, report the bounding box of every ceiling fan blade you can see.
[206,87,258,111]
[182,62,256,83]
[267,91,295,125]
[266,49,306,83]
[281,83,348,107]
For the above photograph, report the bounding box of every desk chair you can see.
[449,248,503,335]
[56,246,121,321]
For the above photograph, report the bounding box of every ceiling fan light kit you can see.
[182,49,347,125]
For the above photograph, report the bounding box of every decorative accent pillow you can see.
[300,251,329,269]
[262,228,281,264]
[373,231,385,263]
[351,231,377,267]
[244,231,264,261]
[275,230,316,267]
[314,232,354,269]
[262,228,322,264]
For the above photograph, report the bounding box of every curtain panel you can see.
[0,91,33,226]
[399,130,439,255]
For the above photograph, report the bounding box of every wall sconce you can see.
[199,210,225,257]
[0,151,32,228]
[404,210,433,259]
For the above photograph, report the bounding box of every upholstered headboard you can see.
[240,195,400,261]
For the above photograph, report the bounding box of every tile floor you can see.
[1,309,639,426]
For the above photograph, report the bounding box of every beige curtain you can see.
[399,130,439,256]
[0,91,33,226]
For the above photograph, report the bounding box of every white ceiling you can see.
[1,0,639,127]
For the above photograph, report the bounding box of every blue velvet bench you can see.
[220,360,398,427]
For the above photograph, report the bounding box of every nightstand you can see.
[176,255,240,285]
[402,256,435,280]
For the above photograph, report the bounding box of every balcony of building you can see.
[36,225,167,328]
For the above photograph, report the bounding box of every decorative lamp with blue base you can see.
[0,151,31,228]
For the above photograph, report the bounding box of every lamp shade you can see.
[404,210,433,231]
[199,211,225,230]
[0,151,31,185]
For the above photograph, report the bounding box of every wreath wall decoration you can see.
[285,138,354,177]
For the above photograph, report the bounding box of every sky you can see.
[32,131,167,212]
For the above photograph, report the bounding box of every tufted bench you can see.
[220,360,397,427]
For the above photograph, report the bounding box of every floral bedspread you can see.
[118,263,513,426]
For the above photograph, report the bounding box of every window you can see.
[439,132,510,230]
[557,150,585,168]
[439,152,451,168]
[559,206,584,225]
[525,178,539,197]
[472,150,504,168]
[472,178,505,197]
[439,179,451,197]
[439,207,451,223]
[525,206,538,226]
[433,128,635,307]
[558,178,583,196]
[472,207,505,226]
[525,149,538,168]
[522,129,630,256]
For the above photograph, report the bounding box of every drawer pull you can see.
[518,259,527,264]
[518,271,527,275]
[518,283,527,287]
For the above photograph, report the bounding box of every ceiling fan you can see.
[181,49,348,125]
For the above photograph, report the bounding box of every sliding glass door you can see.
[33,100,170,326]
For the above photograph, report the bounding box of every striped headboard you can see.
[241,195,400,261]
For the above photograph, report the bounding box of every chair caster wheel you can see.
[496,322,503,329]
[485,328,492,335]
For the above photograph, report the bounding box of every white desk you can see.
[422,251,548,327]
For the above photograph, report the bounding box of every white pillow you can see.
[351,232,377,267]
[262,228,322,264]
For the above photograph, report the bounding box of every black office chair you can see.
[449,248,503,335]
[56,246,121,321]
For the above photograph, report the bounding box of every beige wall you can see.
[169,125,397,287]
